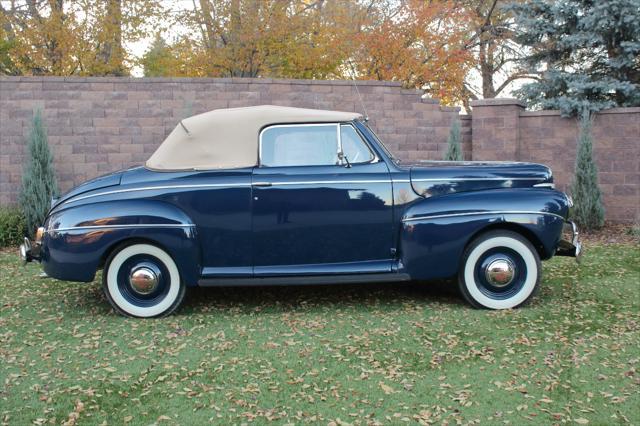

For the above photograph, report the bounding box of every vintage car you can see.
[20,105,580,317]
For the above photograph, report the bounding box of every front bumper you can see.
[556,221,582,262]
[19,237,41,263]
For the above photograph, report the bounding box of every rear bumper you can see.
[19,237,41,263]
[556,221,582,261]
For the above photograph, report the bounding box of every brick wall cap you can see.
[520,110,563,117]
[0,75,404,87]
[440,106,461,112]
[471,98,526,108]
[520,107,640,117]
[402,88,423,95]
[598,107,640,114]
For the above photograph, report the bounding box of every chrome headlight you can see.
[35,226,45,244]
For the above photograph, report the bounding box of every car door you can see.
[251,122,394,276]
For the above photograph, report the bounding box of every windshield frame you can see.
[360,121,401,164]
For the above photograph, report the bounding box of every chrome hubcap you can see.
[484,258,515,287]
[129,266,159,295]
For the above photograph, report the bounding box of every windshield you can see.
[363,122,401,164]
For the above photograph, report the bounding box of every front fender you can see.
[399,189,570,280]
[41,200,200,285]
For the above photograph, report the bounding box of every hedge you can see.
[0,206,26,248]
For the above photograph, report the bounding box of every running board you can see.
[198,273,411,287]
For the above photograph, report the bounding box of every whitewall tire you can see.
[458,230,541,309]
[103,243,186,318]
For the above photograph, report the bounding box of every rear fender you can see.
[399,189,569,280]
[42,200,200,285]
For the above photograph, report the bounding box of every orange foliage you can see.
[1,0,475,105]
[352,0,475,105]
[0,0,163,76]
[170,0,358,79]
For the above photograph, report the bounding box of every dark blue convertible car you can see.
[20,105,580,317]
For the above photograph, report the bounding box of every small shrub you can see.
[0,206,26,247]
[19,109,58,236]
[444,116,463,161]
[570,112,605,230]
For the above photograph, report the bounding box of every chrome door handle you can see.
[252,182,272,187]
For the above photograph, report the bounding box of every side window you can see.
[260,125,339,167]
[340,125,375,164]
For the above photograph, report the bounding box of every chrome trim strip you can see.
[48,224,194,233]
[534,182,556,188]
[62,182,251,204]
[63,180,398,204]
[258,123,340,167]
[411,177,544,182]
[268,179,392,186]
[402,210,565,223]
[415,160,531,164]
[62,176,542,205]
[337,123,342,162]
[341,123,379,164]
[258,122,380,167]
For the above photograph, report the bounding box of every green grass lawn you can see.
[1,244,639,425]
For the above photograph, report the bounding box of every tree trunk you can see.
[46,0,65,75]
[479,33,496,98]
[97,0,125,76]
[197,0,218,50]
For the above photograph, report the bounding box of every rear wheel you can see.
[458,230,541,309]
[103,243,186,318]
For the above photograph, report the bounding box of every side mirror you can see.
[337,151,352,168]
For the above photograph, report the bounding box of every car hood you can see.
[406,161,553,197]
[51,170,124,210]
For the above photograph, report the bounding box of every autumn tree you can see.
[351,0,474,105]
[91,0,126,76]
[0,0,163,76]
[0,0,78,75]
[162,0,475,105]
[175,0,355,79]
[2,0,488,108]
[461,0,533,110]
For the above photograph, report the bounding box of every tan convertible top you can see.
[146,105,362,170]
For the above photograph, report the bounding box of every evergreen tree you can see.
[444,116,463,161]
[0,37,20,75]
[510,0,640,116]
[19,110,58,236]
[141,34,177,77]
[570,112,605,230]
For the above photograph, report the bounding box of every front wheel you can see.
[103,243,186,318]
[458,230,541,309]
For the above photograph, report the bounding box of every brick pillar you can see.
[470,99,525,161]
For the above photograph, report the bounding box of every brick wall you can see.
[518,109,639,223]
[470,99,639,223]
[0,76,462,205]
[0,77,638,222]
